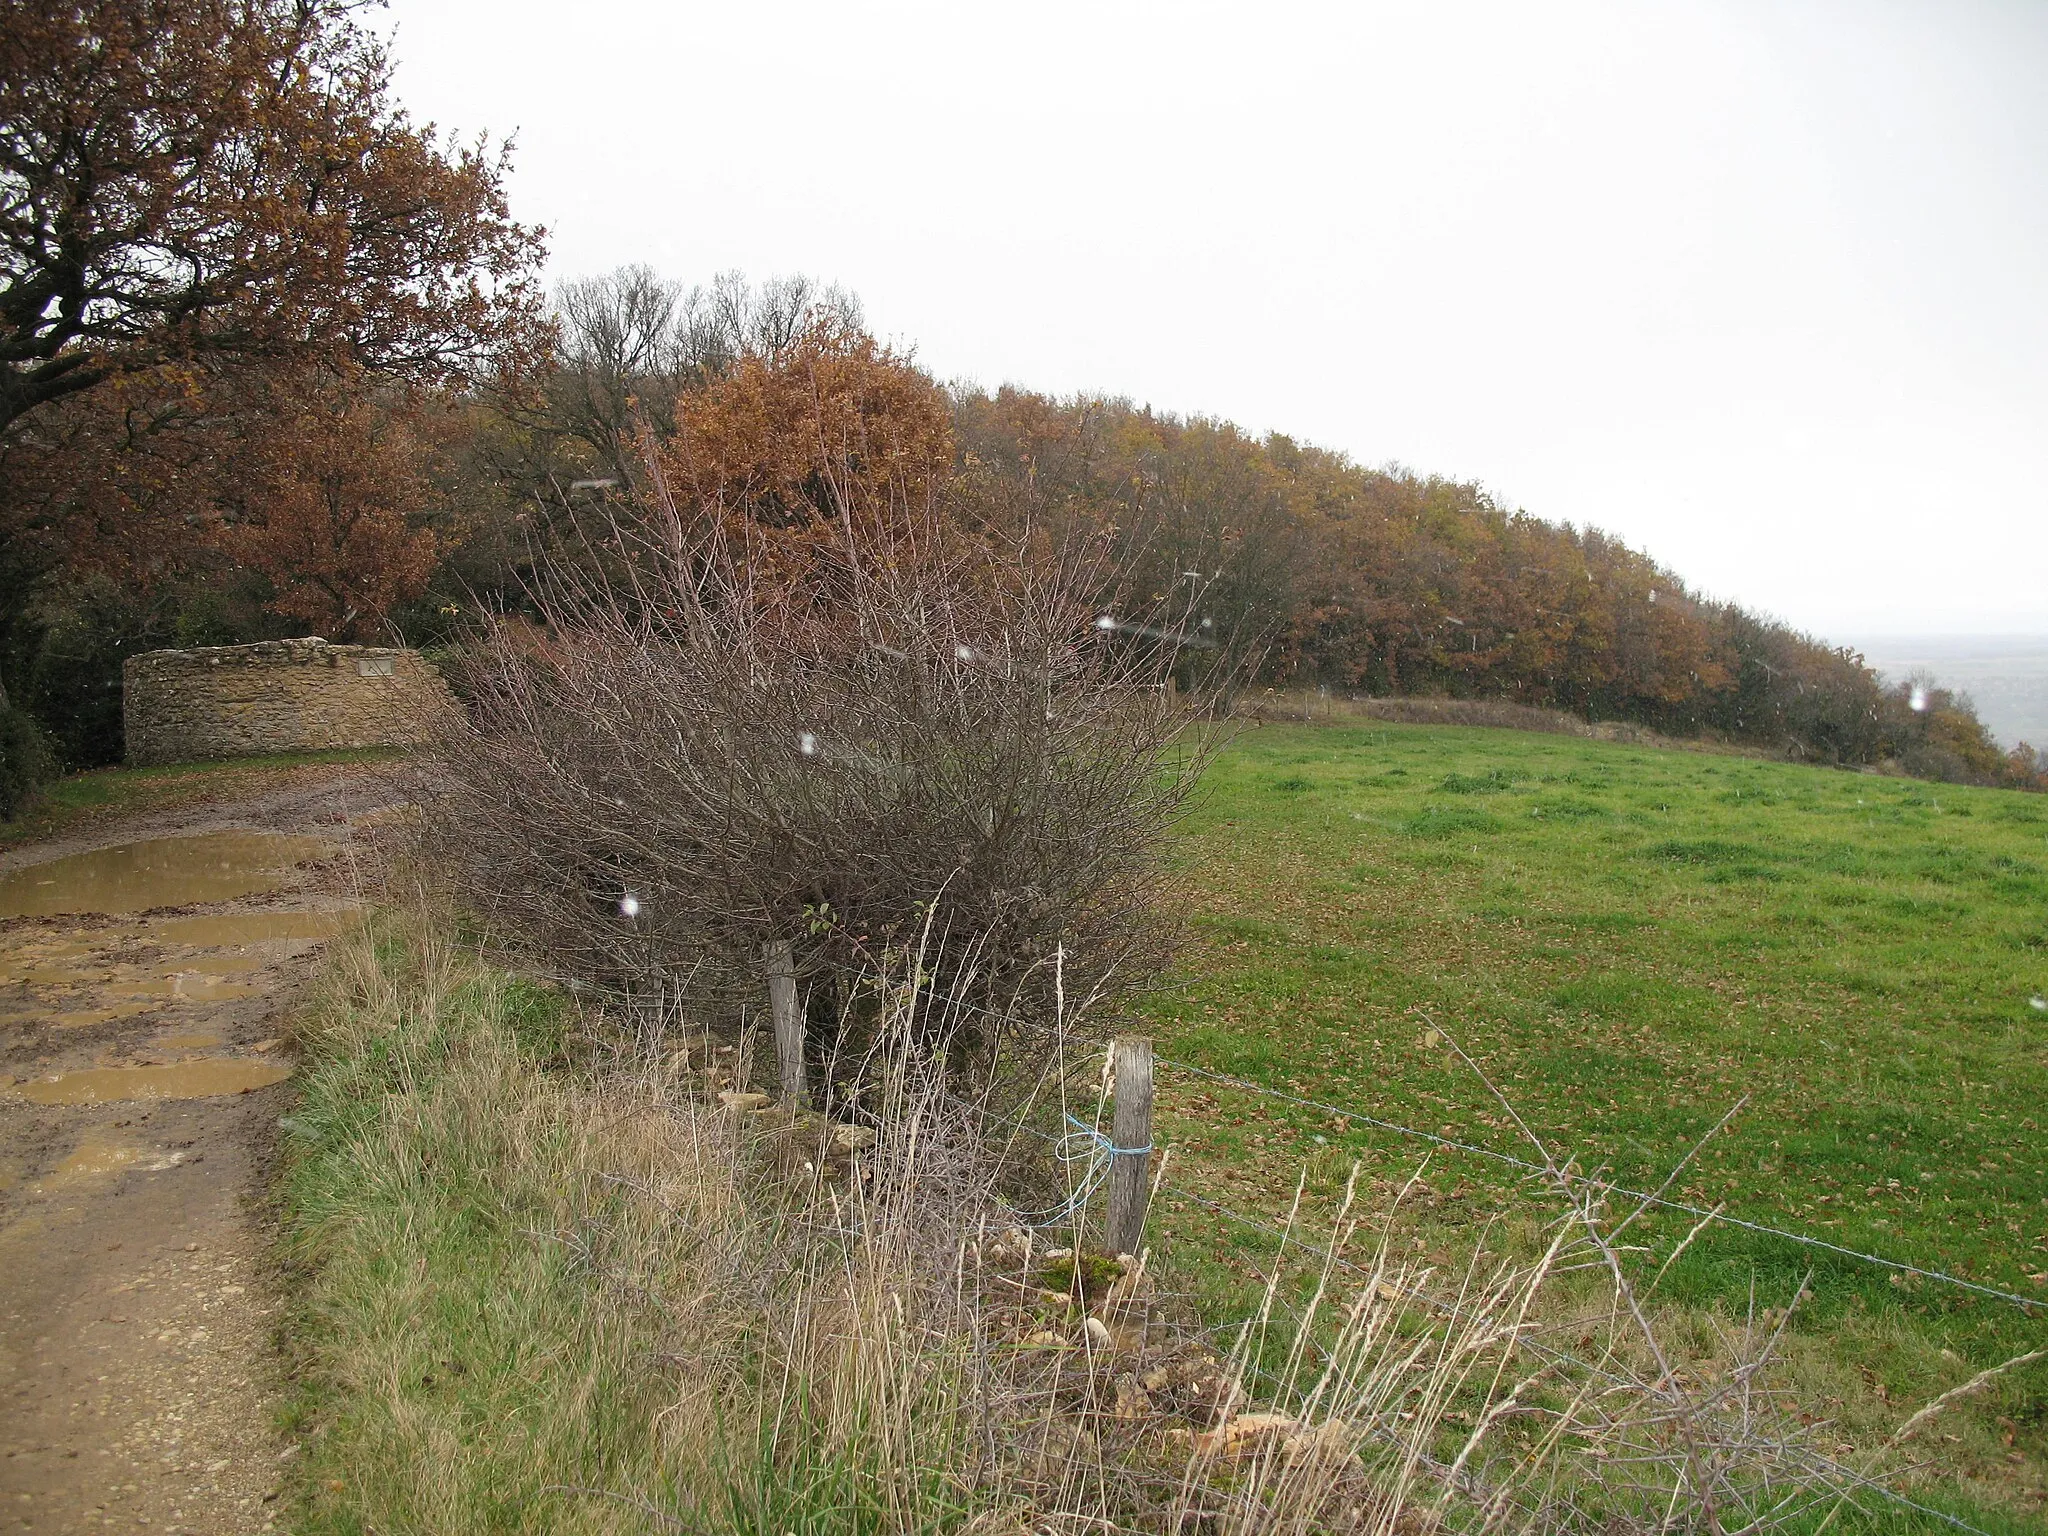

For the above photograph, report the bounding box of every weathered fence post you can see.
[1106,1035,1154,1258]
[764,939,806,1107]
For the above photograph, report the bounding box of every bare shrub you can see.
[423,464,1225,1111]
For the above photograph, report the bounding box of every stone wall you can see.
[122,639,458,766]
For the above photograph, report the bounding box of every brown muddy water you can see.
[0,830,335,918]
[145,909,349,946]
[49,1131,149,1182]
[8,1059,294,1105]
[0,829,318,1102]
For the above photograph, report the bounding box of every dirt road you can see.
[0,767,400,1535]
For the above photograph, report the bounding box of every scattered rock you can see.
[828,1122,876,1153]
[1190,1412,1354,1462]
[1112,1377,1152,1420]
[983,1229,1032,1267]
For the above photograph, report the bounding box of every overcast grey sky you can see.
[382,0,2046,642]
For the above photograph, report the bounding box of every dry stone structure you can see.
[123,639,457,766]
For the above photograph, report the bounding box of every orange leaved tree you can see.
[658,316,955,547]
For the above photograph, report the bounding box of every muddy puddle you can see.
[52,1132,145,1180]
[6,1059,293,1105]
[0,831,336,918]
[7,966,256,998]
[39,1001,159,1030]
[142,909,351,946]
[1,912,353,992]
[112,971,256,1002]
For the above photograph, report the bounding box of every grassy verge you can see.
[0,748,399,850]
[279,896,2037,1534]
[276,908,701,1534]
[278,905,1051,1536]
[1139,722,2048,1518]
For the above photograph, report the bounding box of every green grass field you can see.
[1135,722,2048,1517]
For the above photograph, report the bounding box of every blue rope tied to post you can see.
[1014,1113,1153,1228]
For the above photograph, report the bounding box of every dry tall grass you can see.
[273,896,1977,1536]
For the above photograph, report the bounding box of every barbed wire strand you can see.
[755,960,2042,1311]
[1151,1057,2043,1313]
[935,1075,1996,1535]
[987,1100,1990,1536]
[1152,1180,1998,1536]
[830,970,2040,1313]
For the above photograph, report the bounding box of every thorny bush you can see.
[424,423,1227,1120]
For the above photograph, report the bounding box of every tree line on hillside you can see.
[947,392,2031,786]
[2,2,2038,812]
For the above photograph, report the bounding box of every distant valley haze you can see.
[1850,634,2048,750]
[382,0,2046,652]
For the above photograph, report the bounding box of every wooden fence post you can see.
[764,939,806,1107]
[1106,1036,1154,1258]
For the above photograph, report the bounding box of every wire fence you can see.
[1148,1055,2045,1315]
[892,979,2044,1317]
[720,946,2042,1323]
[973,1066,2011,1536]
[1149,1169,2008,1536]
[687,952,2041,1536]
[626,950,2048,1536]
[990,993,2041,1536]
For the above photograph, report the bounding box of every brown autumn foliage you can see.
[484,299,2033,790]
[952,386,2037,786]
[0,0,544,646]
[0,0,542,433]
[2,360,462,637]
[220,381,450,637]
[658,316,956,556]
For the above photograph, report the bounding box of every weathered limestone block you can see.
[122,639,459,766]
